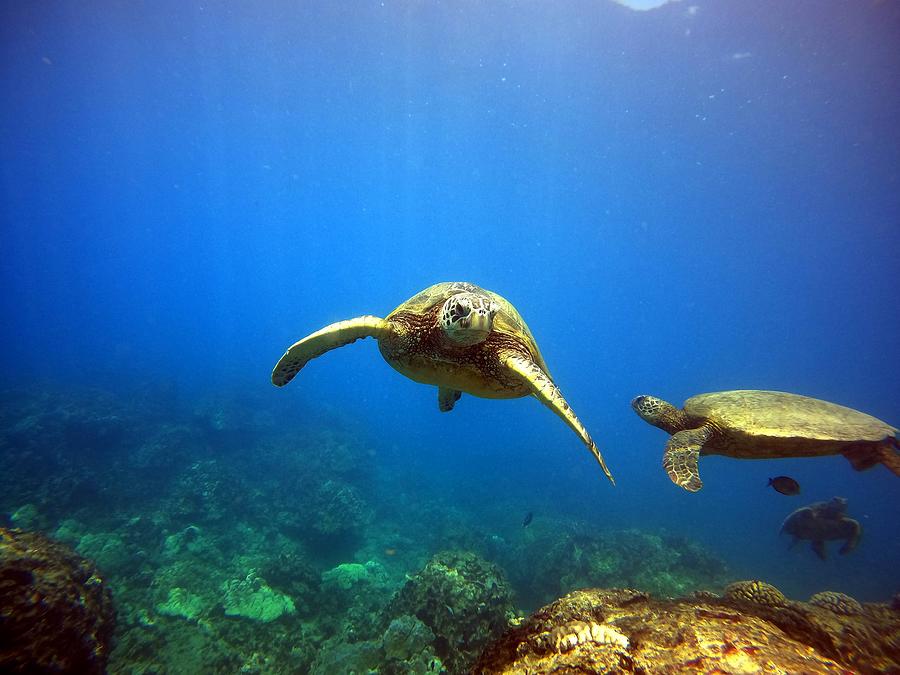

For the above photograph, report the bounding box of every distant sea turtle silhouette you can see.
[780,497,861,560]
[631,390,899,492]
[272,282,613,483]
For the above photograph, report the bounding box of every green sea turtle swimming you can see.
[272,282,614,484]
[631,390,900,492]
[780,497,861,560]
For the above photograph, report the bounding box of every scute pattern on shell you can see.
[683,390,897,442]
[809,591,863,615]
[725,580,787,606]
[389,282,536,344]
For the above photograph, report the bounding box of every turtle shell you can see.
[683,390,896,442]
[386,282,548,372]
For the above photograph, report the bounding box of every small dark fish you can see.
[522,511,533,527]
[768,476,800,495]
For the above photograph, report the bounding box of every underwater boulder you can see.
[0,527,116,674]
[474,585,900,674]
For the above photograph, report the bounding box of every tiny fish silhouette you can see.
[522,511,533,527]
[768,476,800,495]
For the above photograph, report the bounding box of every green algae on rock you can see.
[221,569,296,622]
[157,587,207,621]
[321,560,389,591]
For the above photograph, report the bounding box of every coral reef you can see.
[6,384,890,674]
[385,550,517,674]
[724,579,788,606]
[0,527,116,674]
[222,569,296,622]
[307,480,375,536]
[809,590,864,615]
[156,587,207,620]
[475,584,900,674]
[506,526,729,608]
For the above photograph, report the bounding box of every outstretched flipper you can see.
[663,426,714,492]
[501,353,614,485]
[272,316,393,386]
[438,387,462,412]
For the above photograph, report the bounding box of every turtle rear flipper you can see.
[839,521,862,555]
[662,427,713,492]
[501,352,614,485]
[842,441,900,477]
[438,387,462,412]
[882,436,900,476]
[811,540,827,561]
[272,316,393,386]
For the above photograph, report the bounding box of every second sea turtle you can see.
[780,497,861,560]
[631,390,899,491]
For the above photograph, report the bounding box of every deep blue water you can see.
[2,0,899,607]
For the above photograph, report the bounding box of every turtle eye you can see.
[453,299,470,318]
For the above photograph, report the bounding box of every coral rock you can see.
[0,527,116,674]
[475,586,900,674]
[724,579,787,606]
[385,550,516,674]
[809,591,863,615]
[221,569,295,622]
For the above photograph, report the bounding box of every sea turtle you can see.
[272,282,613,483]
[631,390,900,492]
[780,497,861,560]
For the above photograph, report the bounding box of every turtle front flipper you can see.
[438,387,462,412]
[663,426,713,492]
[501,352,614,485]
[272,316,393,386]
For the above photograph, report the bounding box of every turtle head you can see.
[821,496,848,518]
[631,395,683,433]
[438,292,499,346]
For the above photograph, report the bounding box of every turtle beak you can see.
[631,395,659,424]
[631,396,650,414]
[466,311,492,334]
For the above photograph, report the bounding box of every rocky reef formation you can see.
[385,550,518,673]
[306,550,517,674]
[503,526,730,609]
[0,527,116,674]
[6,385,893,674]
[475,583,900,674]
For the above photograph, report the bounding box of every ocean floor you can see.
[0,384,784,673]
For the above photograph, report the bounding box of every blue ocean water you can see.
[2,0,899,668]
